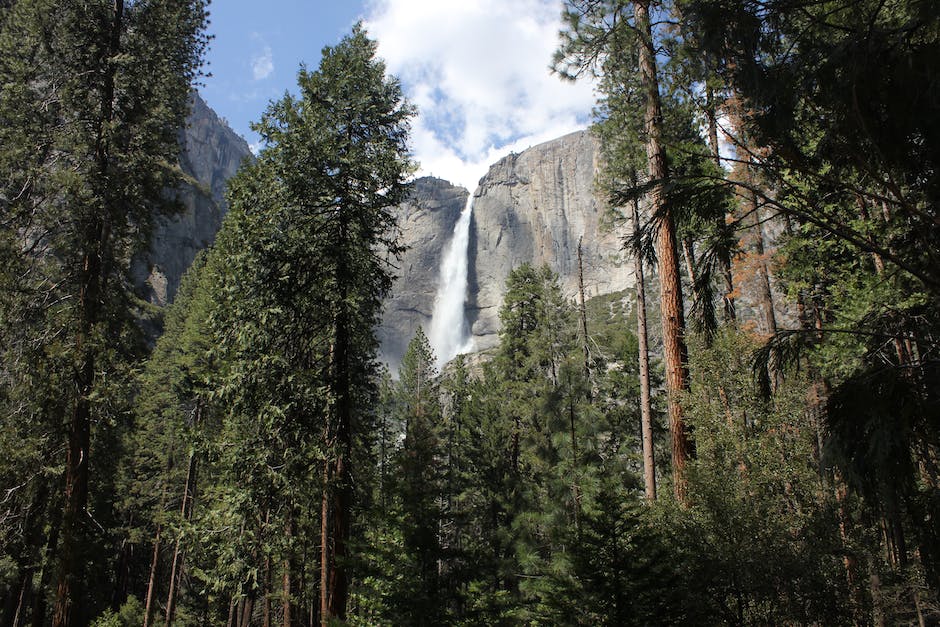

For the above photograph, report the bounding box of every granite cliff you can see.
[132,93,253,306]
[379,130,633,367]
[466,130,631,351]
[141,98,631,368]
[377,177,469,368]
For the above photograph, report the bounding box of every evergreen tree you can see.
[388,329,447,625]
[679,0,940,610]
[0,1,208,624]
[556,0,700,500]
[118,252,218,626]
[191,25,414,624]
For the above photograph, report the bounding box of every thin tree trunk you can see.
[682,238,697,287]
[747,189,777,336]
[143,524,162,627]
[11,571,30,627]
[262,562,271,627]
[577,237,591,386]
[632,196,656,500]
[31,507,60,627]
[4,481,50,626]
[283,511,293,627]
[165,435,198,627]
[706,83,736,322]
[568,394,582,536]
[144,467,176,627]
[636,0,693,502]
[319,459,330,627]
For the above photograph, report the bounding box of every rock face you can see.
[467,130,631,351]
[137,97,631,368]
[378,177,468,370]
[132,93,253,305]
[379,130,633,366]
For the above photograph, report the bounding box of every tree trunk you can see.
[226,597,237,627]
[577,237,591,385]
[321,311,352,624]
[283,512,293,627]
[568,394,582,535]
[635,0,693,502]
[238,595,254,627]
[165,437,198,627]
[9,569,31,627]
[31,509,60,627]
[3,480,50,626]
[682,237,697,287]
[706,84,736,322]
[53,355,94,627]
[632,197,657,501]
[263,565,271,627]
[747,188,777,336]
[319,458,330,627]
[143,524,162,627]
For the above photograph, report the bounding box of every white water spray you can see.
[428,193,475,369]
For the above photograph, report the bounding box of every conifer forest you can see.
[1,1,939,625]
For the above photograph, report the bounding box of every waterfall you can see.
[428,193,475,369]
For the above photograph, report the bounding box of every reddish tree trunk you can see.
[636,0,693,502]
[321,314,352,624]
[143,525,162,627]
[165,440,198,627]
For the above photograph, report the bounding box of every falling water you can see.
[428,193,475,369]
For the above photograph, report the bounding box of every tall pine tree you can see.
[0,1,208,624]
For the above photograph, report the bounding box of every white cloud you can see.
[364,0,596,192]
[251,44,274,81]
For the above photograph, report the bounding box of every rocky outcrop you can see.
[467,130,631,351]
[378,177,468,370]
[132,93,253,305]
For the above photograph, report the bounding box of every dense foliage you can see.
[0,0,938,625]
[0,0,209,624]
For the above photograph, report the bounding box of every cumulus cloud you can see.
[251,43,274,80]
[364,0,596,191]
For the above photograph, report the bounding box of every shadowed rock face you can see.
[132,93,252,306]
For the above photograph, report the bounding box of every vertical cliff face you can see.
[377,177,468,370]
[132,93,253,306]
[134,97,631,368]
[466,130,631,351]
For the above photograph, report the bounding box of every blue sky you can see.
[201,2,366,150]
[200,1,596,191]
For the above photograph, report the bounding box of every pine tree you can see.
[0,1,208,623]
[556,0,698,500]
[681,0,940,607]
[392,329,446,625]
[194,25,414,624]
